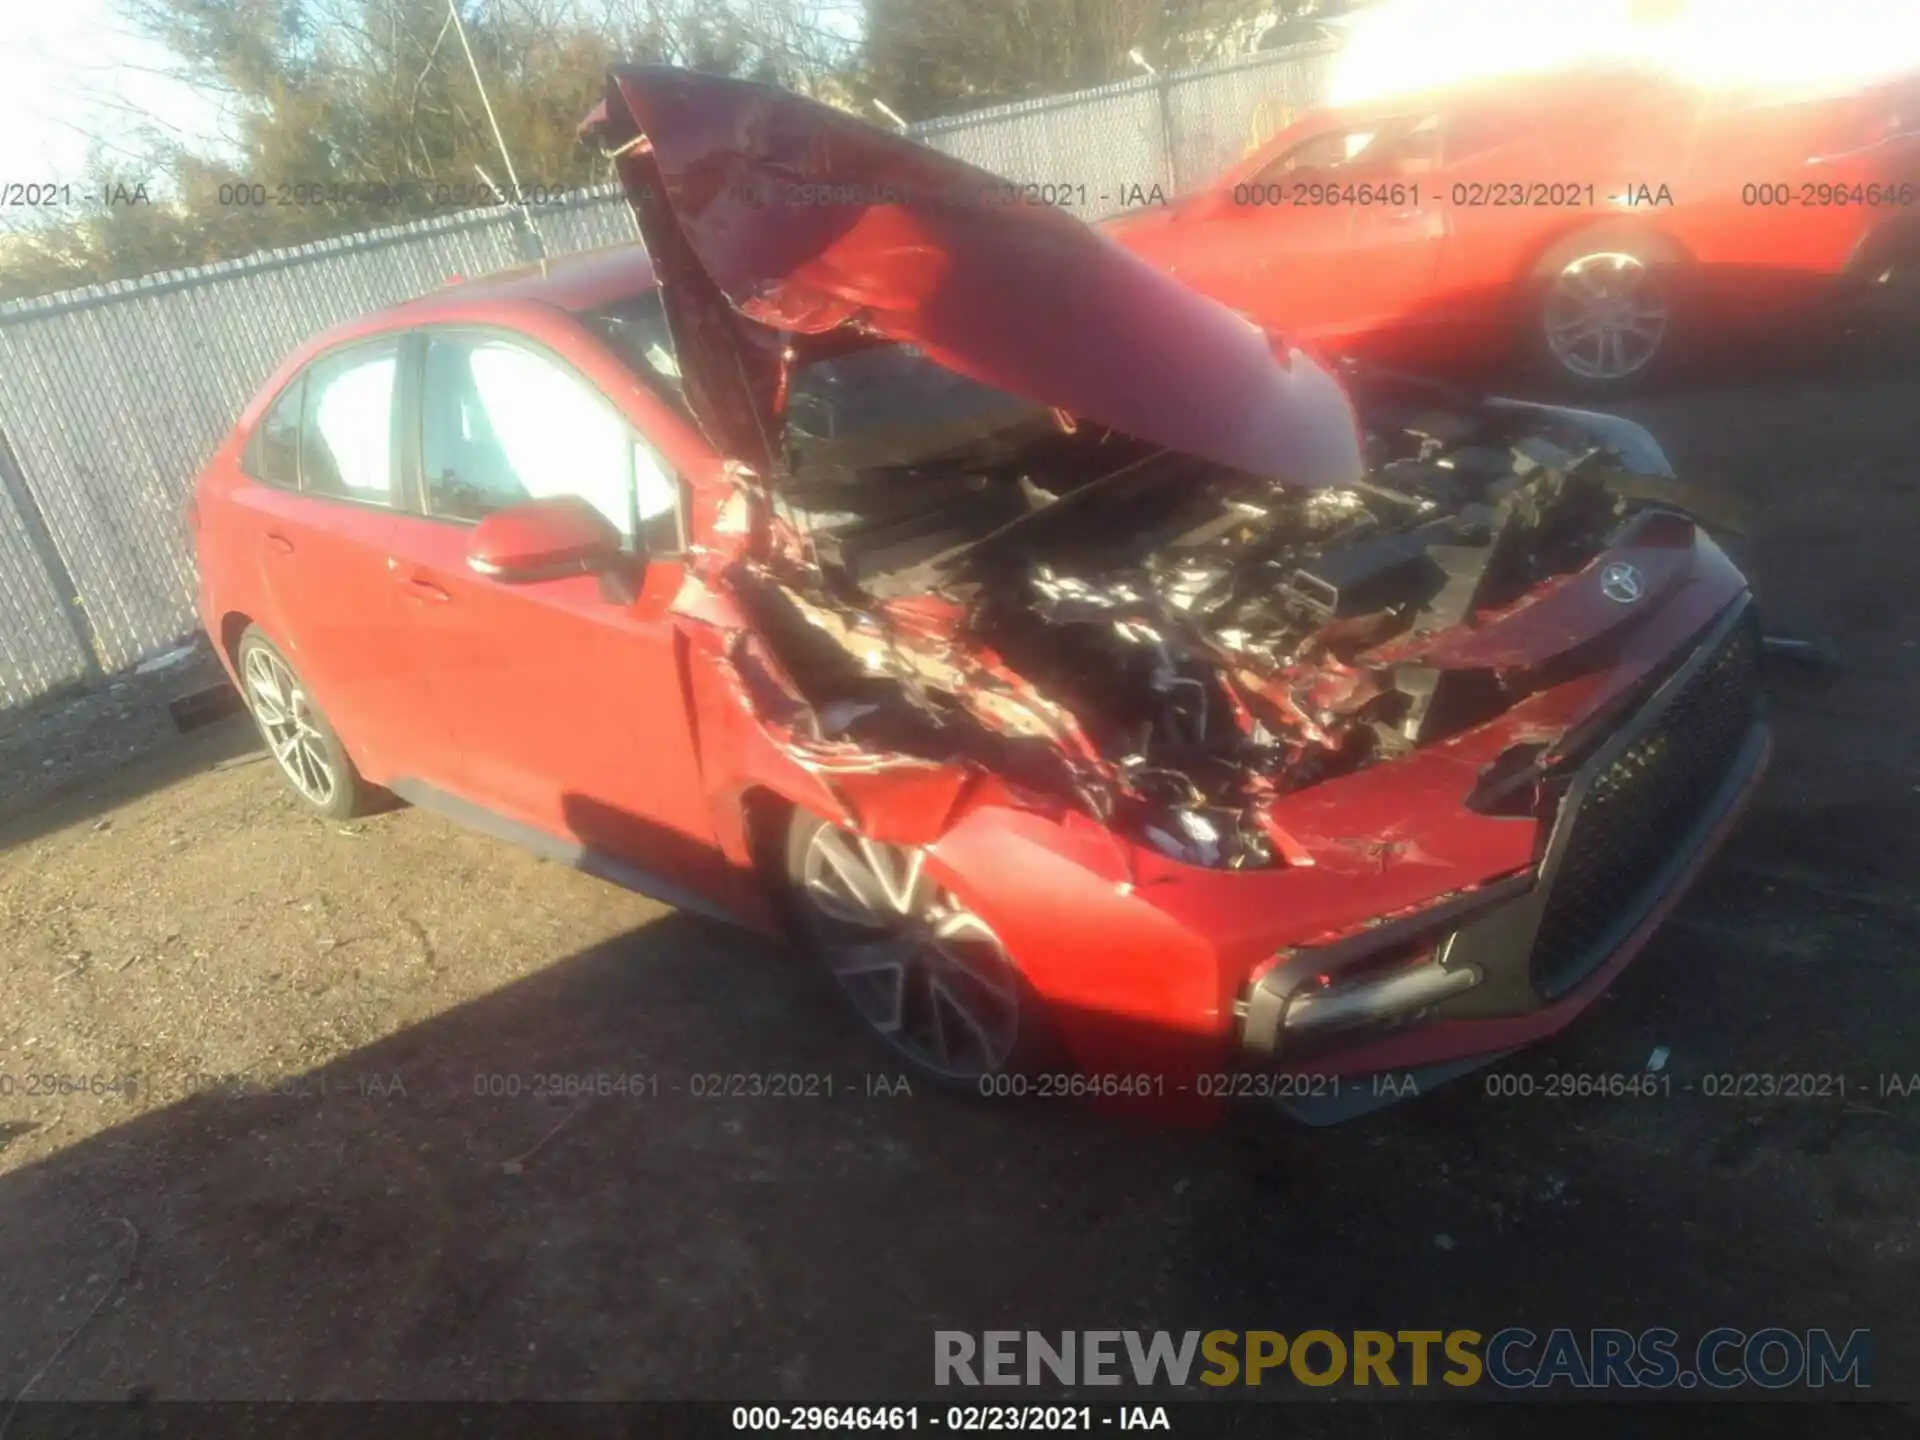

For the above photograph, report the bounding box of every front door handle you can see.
[400,575,451,603]
[264,532,294,555]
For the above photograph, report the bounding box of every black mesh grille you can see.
[1529,616,1762,996]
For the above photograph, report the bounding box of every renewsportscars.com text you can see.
[934,1328,1871,1391]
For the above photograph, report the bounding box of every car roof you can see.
[1313,67,1685,126]
[254,241,660,408]
[1231,66,1701,177]
[399,240,659,316]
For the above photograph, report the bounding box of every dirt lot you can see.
[2,319,1918,1406]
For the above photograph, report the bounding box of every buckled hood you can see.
[582,66,1364,488]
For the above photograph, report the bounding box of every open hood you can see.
[582,66,1364,488]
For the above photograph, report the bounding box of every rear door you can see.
[232,336,433,782]
[381,324,733,903]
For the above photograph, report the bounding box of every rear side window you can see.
[241,377,304,488]
[1254,114,1439,184]
[1443,107,1540,168]
[298,343,401,505]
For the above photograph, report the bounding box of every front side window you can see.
[420,334,679,549]
[299,343,400,505]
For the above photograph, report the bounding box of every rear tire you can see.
[783,811,1055,1093]
[234,626,377,821]
[1525,226,1691,395]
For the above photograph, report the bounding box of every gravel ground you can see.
[1,315,1918,1406]
[0,638,231,825]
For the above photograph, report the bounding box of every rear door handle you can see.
[264,532,294,555]
[400,575,451,603]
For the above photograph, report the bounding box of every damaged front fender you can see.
[677,588,1037,871]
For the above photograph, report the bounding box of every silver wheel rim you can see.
[800,826,1020,1080]
[242,646,337,806]
[1543,251,1668,381]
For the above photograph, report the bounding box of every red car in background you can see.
[193,67,1770,1123]
[1107,66,1920,390]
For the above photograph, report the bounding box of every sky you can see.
[0,0,226,186]
[11,0,1918,189]
[1330,0,1920,106]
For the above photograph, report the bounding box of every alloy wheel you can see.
[242,646,338,807]
[1542,251,1669,382]
[799,825,1021,1080]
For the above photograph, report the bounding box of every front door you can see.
[382,327,732,905]
[1174,114,1445,344]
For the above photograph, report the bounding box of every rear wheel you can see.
[1528,229,1688,393]
[785,813,1049,1090]
[235,627,376,820]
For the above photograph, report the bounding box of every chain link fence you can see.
[0,42,1334,712]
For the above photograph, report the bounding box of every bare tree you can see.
[4,0,861,302]
[859,0,1297,119]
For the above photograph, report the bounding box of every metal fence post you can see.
[510,205,549,264]
[0,423,102,679]
[1156,73,1179,194]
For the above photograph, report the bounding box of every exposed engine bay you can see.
[723,362,1728,871]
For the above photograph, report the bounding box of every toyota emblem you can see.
[1599,561,1645,604]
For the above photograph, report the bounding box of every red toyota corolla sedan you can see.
[1106,65,1920,391]
[192,67,1769,1122]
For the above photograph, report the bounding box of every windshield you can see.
[578,286,1186,595]
[786,343,1053,475]
[577,290,693,422]
[582,288,1056,476]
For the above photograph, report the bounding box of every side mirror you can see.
[466,495,625,582]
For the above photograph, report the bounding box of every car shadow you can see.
[2,779,1914,1402]
[0,715,264,856]
[0,631,263,854]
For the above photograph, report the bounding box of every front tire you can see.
[784,812,1052,1090]
[234,626,376,820]
[1527,227,1688,394]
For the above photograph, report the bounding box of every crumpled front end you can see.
[908,533,1766,1107]
[668,367,1766,1093]
[584,68,1768,1102]
[701,366,1754,867]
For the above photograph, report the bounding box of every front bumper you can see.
[1841,211,1920,286]
[1239,595,1769,1111]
